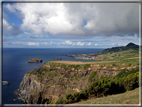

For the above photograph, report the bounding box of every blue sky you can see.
[3,3,139,48]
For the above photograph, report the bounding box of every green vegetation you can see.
[54,67,139,104]
[115,67,139,79]
[88,71,97,82]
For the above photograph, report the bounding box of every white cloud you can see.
[87,42,91,45]
[108,35,138,42]
[76,42,85,46]
[4,3,139,38]
[24,32,31,36]
[28,42,39,46]
[5,4,16,13]
[3,19,22,36]
[65,40,73,45]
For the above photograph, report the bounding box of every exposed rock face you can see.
[14,73,41,103]
[28,58,42,63]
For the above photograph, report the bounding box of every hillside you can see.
[94,42,139,55]
[15,43,139,104]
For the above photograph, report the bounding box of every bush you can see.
[73,92,80,102]
[66,94,74,100]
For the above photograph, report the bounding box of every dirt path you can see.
[50,61,85,64]
[50,60,117,65]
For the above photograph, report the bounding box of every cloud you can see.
[5,3,16,13]
[28,42,39,46]
[87,42,91,46]
[4,3,139,38]
[76,42,85,46]
[24,32,31,36]
[3,18,22,36]
[108,35,139,42]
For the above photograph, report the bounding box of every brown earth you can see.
[50,60,117,65]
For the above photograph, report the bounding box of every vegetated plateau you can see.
[15,43,140,104]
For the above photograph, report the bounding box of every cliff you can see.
[15,62,120,104]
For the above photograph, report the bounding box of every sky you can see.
[2,2,140,48]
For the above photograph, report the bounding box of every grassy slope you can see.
[75,87,140,104]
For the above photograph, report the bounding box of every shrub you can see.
[66,94,74,100]
[73,92,80,102]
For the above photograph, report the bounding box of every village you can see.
[65,54,96,60]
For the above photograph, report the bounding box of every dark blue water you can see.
[2,48,104,104]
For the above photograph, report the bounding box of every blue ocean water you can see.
[2,48,104,104]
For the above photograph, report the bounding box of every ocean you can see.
[2,48,104,104]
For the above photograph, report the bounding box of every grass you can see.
[75,87,140,104]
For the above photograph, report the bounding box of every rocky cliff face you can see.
[15,72,41,103]
[15,62,120,104]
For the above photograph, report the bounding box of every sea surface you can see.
[2,48,104,104]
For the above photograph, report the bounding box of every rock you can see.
[28,58,42,63]
[2,81,11,85]
[15,73,41,103]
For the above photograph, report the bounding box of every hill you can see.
[65,42,139,60]
[94,42,139,55]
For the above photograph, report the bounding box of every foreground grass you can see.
[74,87,140,104]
